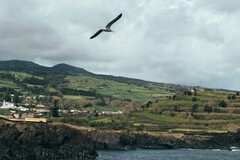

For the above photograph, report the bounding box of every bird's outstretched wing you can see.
[90,29,103,39]
[105,13,122,28]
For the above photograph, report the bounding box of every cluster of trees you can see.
[203,104,212,113]
[191,100,228,113]
[60,88,115,102]
[0,72,67,95]
[22,77,48,86]
[0,73,15,80]
[228,94,236,100]
[0,87,15,93]
[51,100,59,117]
[218,100,227,108]
[60,88,97,97]
[3,90,21,104]
[25,85,47,95]
[45,74,66,88]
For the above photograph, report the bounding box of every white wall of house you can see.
[0,100,16,109]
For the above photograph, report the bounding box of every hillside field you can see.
[1,63,240,134]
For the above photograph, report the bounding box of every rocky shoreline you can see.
[0,122,240,159]
[0,123,97,160]
[88,130,240,150]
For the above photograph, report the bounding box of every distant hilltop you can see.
[0,60,93,76]
[0,59,171,88]
[0,60,238,92]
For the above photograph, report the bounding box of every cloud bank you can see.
[0,0,240,90]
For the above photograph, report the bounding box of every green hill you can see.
[0,60,188,98]
[51,63,93,75]
[0,60,47,71]
[0,60,93,75]
[1,60,240,134]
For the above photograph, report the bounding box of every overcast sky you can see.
[1,0,240,90]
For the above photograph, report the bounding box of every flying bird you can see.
[90,13,122,39]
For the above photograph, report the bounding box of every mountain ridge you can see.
[0,60,169,86]
[0,60,238,92]
[0,60,93,75]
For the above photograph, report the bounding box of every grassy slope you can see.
[1,70,240,134]
[64,75,172,102]
[0,79,19,88]
[56,89,240,133]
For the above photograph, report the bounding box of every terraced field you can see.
[1,69,240,134]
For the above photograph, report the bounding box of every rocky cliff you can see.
[0,123,97,160]
[1,122,240,159]
[89,131,240,150]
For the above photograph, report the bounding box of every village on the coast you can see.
[0,94,123,123]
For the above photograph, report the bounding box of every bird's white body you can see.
[102,28,112,32]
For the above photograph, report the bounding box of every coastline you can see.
[1,122,240,159]
[88,129,240,150]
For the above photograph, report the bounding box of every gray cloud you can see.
[195,0,240,13]
[0,0,240,90]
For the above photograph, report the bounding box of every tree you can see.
[4,90,11,102]
[236,92,239,96]
[192,104,199,113]
[228,95,231,100]
[193,88,197,96]
[187,91,192,96]
[13,92,20,105]
[145,101,153,108]
[192,97,197,102]
[219,100,227,108]
[51,100,59,117]
[232,95,236,100]
[203,104,212,113]
[174,106,180,112]
[172,95,177,100]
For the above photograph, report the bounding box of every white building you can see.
[0,100,16,109]
[36,104,45,108]
[17,106,29,112]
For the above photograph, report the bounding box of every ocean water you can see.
[97,149,240,160]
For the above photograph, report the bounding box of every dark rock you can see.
[0,123,97,160]
[89,131,240,150]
